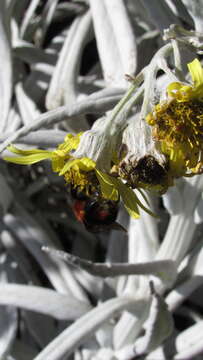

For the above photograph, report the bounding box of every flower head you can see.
[117,118,172,194]
[146,59,203,177]
[4,132,155,219]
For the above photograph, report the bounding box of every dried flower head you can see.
[118,119,172,194]
[146,59,203,178]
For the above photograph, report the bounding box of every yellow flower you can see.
[4,133,155,219]
[146,58,203,177]
[4,133,81,169]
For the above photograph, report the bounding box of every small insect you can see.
[70,187,124,232]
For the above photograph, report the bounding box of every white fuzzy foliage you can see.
[0,1,203,360]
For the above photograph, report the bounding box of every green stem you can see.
[109,71,144,123]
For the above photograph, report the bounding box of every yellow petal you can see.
[95,172,153,218]
[6,145,53,156]
[59,157,95,176]
[167,82,182,96]
[4,153,53,165]
[60,132,83,153]
[188,58,203,87]
[96,170,119,201]
[78,157,96,171]
[167,82,192,101]
[51,154,70,173]
[59,159,78,175]
[111,178,140,219]
[108,176,157,218]
[121,183,157,217]
[118,185,140,218]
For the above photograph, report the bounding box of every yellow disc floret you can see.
[146,58,203,177]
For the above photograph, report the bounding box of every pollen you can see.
[148,100,203,147]
[64,169,98,194]
[146,99,203,176]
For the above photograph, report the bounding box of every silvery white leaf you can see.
[107,205,129,263]
[0,306,17,358]
[129,207,159,263]
[182,0,203,32]
[3,212,72,293]
[81,349,97,360]
[125,0,155,32]
[11,17,19,45]
[146,345,167,360]
[173,320,203,359]
[12,129,67,147]
[113,310,148,350]
[166,276,203,312]
[156,176,203,265]
[187,242,203,277]
[38,0,59,46]
[4,106,21,133]
[0,87,125,154]
[166,0,194,26]
[89,0,137,87]
[0,1,12,133]
[23,63,53,107]
[20,0,41,38]
[1,230,41,285]
[194,192,203,224]
[166,242,203,312]
[92,348,115,360]
[4,210,89,302]
[123,207,159,295]
[46,11,92,110]
[15,82,40,125]
[82,337,99,354]
[96,322,114,348]
[106,276,125,299]
[12,0,29,27]
[74,350,83,360]
[162,185,183,215]
[33,296,138,360]
[141,0,181,30]
[30,62,54,77]
[45,248,177,285]
[156,214,195,265]
[134,286,173,355]
[0,284,91,320]
[0,174,13,216]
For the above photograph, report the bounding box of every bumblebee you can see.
[70,187,124,232]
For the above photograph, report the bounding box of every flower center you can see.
[148,99,203,149]
[119,155,169,192]
[64,169,98,194]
